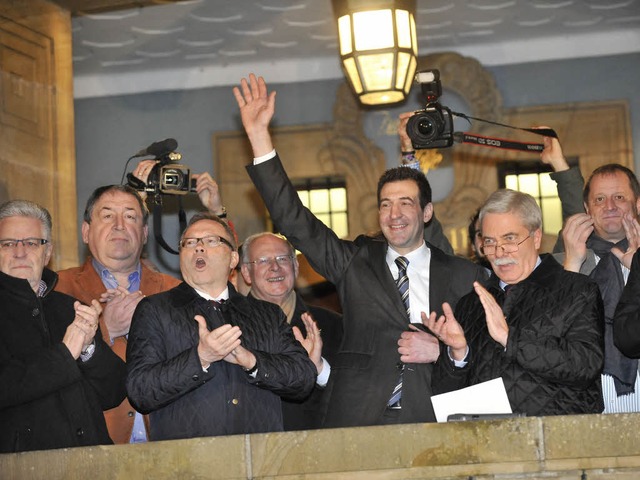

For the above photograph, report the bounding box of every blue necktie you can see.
[388,256,410,408]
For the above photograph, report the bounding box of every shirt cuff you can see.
[448,346,469,368]
[253,149,277,165]
[316,357,331,387]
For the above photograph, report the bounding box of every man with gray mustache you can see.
[428,189,605,416]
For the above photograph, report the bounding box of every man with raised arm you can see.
[234,73,485,427]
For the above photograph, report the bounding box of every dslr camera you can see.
[128,149,197,196]
[406,69,454,150]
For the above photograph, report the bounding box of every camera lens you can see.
[407,110,443,145]
[162,168,183,189]
[417,118,435,137]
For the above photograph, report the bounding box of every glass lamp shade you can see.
[333,0,417,105]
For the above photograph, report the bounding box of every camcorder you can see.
[406,69,454,150]
[127,139,197,196]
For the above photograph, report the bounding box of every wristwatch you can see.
[80,340,96,361]
[216,206,227,219]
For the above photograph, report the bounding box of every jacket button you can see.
[76,428,84,436]
[32,308,39,317]
[192,374,199,381]
[128,411,134,417]
[232,398,239,405]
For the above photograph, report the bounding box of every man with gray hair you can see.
[240,232,342,430]
[0,200,126,452]
[428,189,605,416]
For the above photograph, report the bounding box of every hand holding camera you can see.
[126,138,197,196]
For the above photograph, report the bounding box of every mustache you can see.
[492,257,518,266]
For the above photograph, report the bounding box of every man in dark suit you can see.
[240,232,343,430]
[233,74,485,427]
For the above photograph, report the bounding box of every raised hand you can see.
[192,172,223,214]
[292,312,324,374]
[562,213,594,272]
[612,212,640,269]
[100,286,144,339]
[397,111,415,152]
[194,315,242,369]
[423,303,467,361]
[473,282,508,347]
[232,73,276,157]
[63,300,102,359]
[535,126,569,172]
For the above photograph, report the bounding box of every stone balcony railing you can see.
[2,413,640,479]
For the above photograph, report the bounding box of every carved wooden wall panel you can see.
[0,0,78,269]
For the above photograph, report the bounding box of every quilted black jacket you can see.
[126,282,316,440]
[0,269,126,452]
[434,254,605,416]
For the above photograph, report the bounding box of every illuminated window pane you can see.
[288,177,349,239]
[505,175,518,190]
[541,198,562,235]
[540,172,558,197]
[316,213,331,226]
[518,173,540,197]
[337,15,352,55]
[353,10,393,50]
[396,10,412,48]
[297,190,310,209]
[498,157,577,246]
[332,212,349,239]
[330,188,347,211]
[310,189,330,213]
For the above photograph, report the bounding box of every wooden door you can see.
[0,0,78,269]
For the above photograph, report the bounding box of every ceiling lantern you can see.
[332,0,418,106]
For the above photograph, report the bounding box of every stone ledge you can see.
[1,413,639,479]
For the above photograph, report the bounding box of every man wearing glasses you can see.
[240,232,343,430]
[0,200,126,452]
[428,189,605,416]
[125,212,315,440]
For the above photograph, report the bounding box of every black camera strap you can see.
[152,194,187,255]
[451,111,558,152]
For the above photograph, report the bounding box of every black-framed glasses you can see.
[179,235,233,250]
[481,235,530,256]
[244,255,294,267]
[0,238,49,250]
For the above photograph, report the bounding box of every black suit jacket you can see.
[281,294,343,431]
[247,154,485,427]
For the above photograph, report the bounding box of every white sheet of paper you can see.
[431,377,512,423]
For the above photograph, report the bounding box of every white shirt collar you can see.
[194,286,229,303]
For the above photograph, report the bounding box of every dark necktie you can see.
[388,256,410,408]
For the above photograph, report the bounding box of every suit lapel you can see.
[367,241,411,326]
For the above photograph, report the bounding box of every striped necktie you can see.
[388,256,410,409]
[395,256,410,318]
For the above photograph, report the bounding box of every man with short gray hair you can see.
[0,199,126,452]
[429,189,605,416]
[241,232,342,430]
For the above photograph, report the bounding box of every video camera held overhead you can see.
[127,138,197,196]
